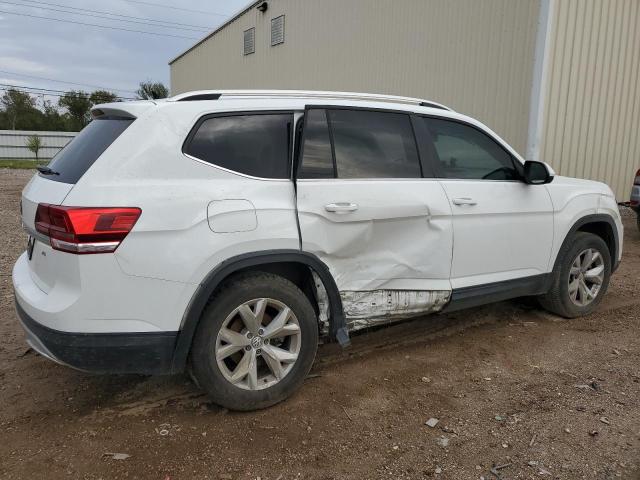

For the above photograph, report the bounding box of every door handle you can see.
[325,202,359,213]
[452,197,477,206]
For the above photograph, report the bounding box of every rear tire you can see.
[538,232,611,318]
[191,272,318,411]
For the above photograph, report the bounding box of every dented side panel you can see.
[296,179,454,293]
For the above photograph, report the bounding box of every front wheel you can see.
[538,232,611,318]
[191,273,319,411]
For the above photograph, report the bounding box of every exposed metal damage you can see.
[341,289,451,331]
[310,270,451,335]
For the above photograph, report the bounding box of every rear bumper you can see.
[15,299,177,374]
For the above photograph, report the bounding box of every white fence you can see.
[0,130,77,160]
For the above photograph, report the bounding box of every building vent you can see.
[271,15,285,46]
[243,27,255,55]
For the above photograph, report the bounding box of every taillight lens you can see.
[35,204,141,254]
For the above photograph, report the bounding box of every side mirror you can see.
[523,160,553,185]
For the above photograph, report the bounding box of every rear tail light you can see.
[35,204,141,254]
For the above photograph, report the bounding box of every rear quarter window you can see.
[44,116,134,184]
[183,113,293,179]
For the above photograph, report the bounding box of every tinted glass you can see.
[422,118,518,180]
[185,114,292,179]
[298,109,334,179]
[44,116,133,184]
[329,109,421,179]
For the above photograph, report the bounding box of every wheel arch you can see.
[170,249,348,373]
[553,214,620,274]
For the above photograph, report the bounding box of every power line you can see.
[117,0,230,17]
[0,86,135,101]
[0,9,200,39]
[0,83,136,99]
[18,0,212,30]
[0,87,135,102]
[1,1,207,32]
[0,82,91,93]
[0,69,138,94]
[0,86,107,100]
[8,0,211,32]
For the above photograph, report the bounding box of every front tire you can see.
[538,232,611,318]
[191,272,319,411]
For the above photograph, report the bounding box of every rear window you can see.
[183,113,292,179]
[43,116,134,184]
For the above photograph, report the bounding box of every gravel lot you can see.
[1,169,639,480]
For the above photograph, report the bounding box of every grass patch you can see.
[0,159,47,169]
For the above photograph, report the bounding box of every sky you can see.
[0,0,248,104]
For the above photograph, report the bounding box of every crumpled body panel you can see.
[342,289,451,331]
[296,179,454,293]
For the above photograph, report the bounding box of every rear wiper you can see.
[36,166,60,175]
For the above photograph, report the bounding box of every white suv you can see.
[13,90,623,410]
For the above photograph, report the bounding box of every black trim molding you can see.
[443,274,551,313]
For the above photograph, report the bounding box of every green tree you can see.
[58,91,92,130]
[1,89,36,130]
[41,100,69,131]
[26,135,43,160]
[90,90,119,105]
[136,81,168,100]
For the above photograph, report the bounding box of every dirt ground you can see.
[1,168,639,480]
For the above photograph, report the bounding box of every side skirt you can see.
[442,274,552,313]
[342,289,450,332]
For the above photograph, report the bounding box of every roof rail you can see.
[177,93,221,101]
[169,90,453,111]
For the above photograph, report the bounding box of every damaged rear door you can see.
[295,106,453,329]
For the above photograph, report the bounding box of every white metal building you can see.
[0,130,76,160]
[169,0,640,200]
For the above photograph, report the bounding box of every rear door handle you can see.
[325,202,359,213]
[452,197,477,206]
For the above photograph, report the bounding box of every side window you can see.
[422,118,519,181]
[184,113,292,179]
[329,109,421,179]
[298,109,334,179]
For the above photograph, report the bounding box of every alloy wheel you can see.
[215,298,302,390]
[568,248,605,307]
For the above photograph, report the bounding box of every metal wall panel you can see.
[540,0,640,199]
[0,130,76,159]
[170,0,540,153]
